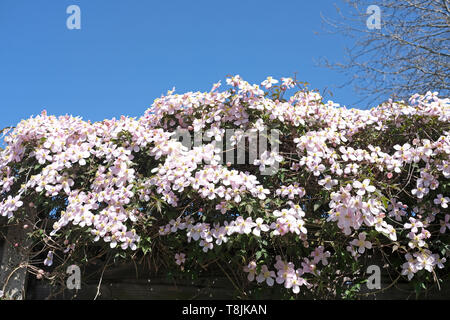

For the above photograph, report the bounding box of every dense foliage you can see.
[0,76,449,299]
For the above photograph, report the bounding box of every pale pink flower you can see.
[434,194,449,208]
[436,256,446,269]
[350,233,372,254]
[353,179,376,196]
[43,251,54,267]
[280,77,295,89]
[175,253,186,265]
[243,261,257,282]
[261,76,279,89]
[411,186,429,199]
[440,214,450,233]
[401,262,416,280]
[318,175,338,190]
[404,217,423,233]
[256,265,275,286]
[310,246,331,266]
[252,218,269,237]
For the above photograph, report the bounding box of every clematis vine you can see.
[0,75,449,299]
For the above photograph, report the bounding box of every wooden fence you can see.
[1,218,449,300]
[23,263,450,300]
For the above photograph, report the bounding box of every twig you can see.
[2,263,28,296]
[93,256,110,300]
[215,260,246,298]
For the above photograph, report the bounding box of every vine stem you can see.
[356,274,401,297]
[215,260,246,298]
[2,263,28,297]
[94,256,110,300]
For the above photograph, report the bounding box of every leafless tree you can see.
[321,0,449,107]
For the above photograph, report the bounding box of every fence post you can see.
[0,205,36,300]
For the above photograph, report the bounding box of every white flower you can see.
[350,233,372,254]
[261,76,279,89]
[434,194,449,208]
[252,217,269,237]
[353,179,376,196]
[175,253,186,265]
[318,175,338,190]
[256,265,275,286]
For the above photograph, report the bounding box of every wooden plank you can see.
[27,276,238,300]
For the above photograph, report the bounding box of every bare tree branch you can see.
[320,0,450,107]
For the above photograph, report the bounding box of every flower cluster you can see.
[0,75,449,297]
[244,247,331,294]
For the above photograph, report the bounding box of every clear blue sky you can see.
[0,0,372,130]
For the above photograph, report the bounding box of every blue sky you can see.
[0,0,374,130]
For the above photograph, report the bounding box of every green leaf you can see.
[381,196,389,209]
[256,251,262,260]
[313,203,321,212]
